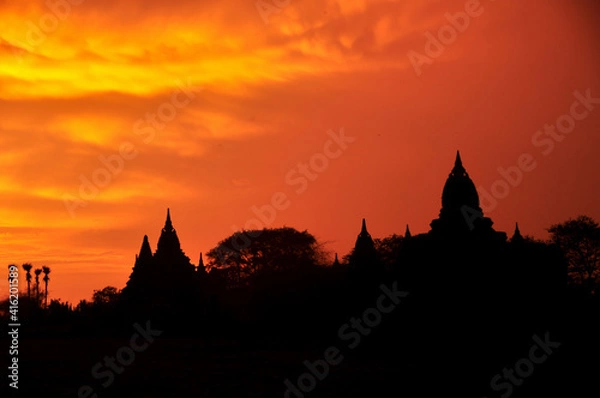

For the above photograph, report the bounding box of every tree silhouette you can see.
[42,266,51,308]
[206,227,326,288]
[373,234,404,271]
[92,286,121,306]
[34,268,42,303]
[22,263,32,298]
[548,215,600,296]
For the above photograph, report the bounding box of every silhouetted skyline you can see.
[3,150,596,397]
[1,2,599,396]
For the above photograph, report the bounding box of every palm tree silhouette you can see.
[34,268,42,304]
[42,266,51,308]
[22,263,33,298]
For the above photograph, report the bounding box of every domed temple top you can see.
[429,151,505,241]
[440,151,482,215]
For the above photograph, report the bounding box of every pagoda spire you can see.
[138,235,153,261]
[350,218,381,277]
[132,234,153,272]
[197,252,207,275]
[156,208,182,254]
[405,224,412,238]
[333,253,340,267]
[355,218,374,247]
[164,208,174,232]
[451,150,466,176]
[511,222,524,242]
[360,218,370,237]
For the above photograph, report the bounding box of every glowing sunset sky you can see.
[1,0,599,304]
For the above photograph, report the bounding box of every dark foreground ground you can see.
[3,310,600,398]
[3,290,599,397]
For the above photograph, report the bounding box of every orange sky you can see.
[1,0,599,304]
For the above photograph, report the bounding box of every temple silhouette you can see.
[121,150,565,306]
[429,151,506,240]
[120,209,207,319]
[118,150,566,371]
[124,208,201,284]
[349,151,564,306]
[344,151,566,394]
[15,151,579,398]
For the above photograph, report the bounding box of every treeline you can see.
[1,215,599,340]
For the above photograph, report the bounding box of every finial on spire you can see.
[195,252,207,274]
[512,222,524,242]
[164,208,174,231]
[333,253,340,267]
[356,218,373,242]
[452,150,466,176]
[405,224,412,238]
